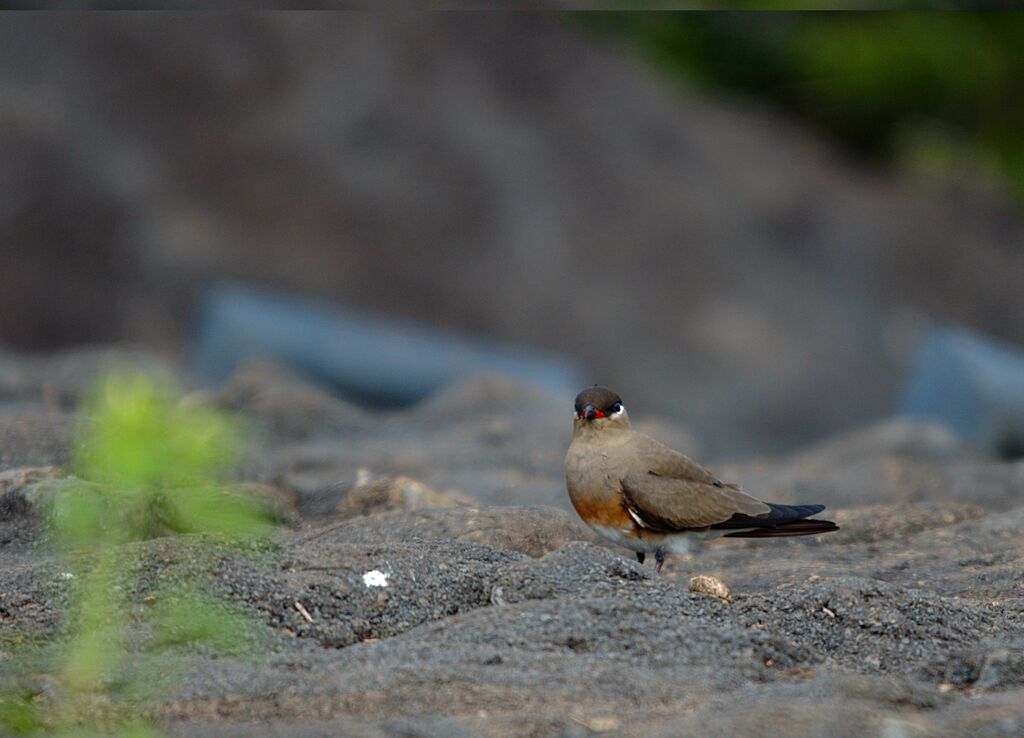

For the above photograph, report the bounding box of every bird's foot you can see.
[636,552,645,565]
[655,548,666,573]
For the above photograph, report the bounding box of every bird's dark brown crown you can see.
[574,386,622,416]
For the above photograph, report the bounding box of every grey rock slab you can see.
[0,346,179,406]
[0,404,75,472]
[720,420,1024,511]
[213,359,377,442]
[0,465,62,553]
[683,503,1024,602]
[299,505,601,559]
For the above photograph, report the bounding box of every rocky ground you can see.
[6,15,1024,457]
[2,347,1024,737]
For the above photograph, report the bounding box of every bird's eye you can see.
[611,402,623,415]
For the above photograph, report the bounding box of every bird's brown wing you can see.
[619,435,770,531]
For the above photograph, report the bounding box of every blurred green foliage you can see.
[0,374,274,737]
[56,375,273,547]
[586,13,1024,198]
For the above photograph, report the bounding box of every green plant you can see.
[0,374,276,737]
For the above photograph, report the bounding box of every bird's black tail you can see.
[715,502,839,538]
[722,518,839,538]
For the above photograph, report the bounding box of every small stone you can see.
[337,473,474,519]
[688,575,732,602]
[362,569,389,588]
[587,716,621,732]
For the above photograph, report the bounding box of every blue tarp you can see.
[901,326,1024,456]
[193,284,584,407]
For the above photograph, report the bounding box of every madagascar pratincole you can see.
[565,386,838,572]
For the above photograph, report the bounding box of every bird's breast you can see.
[565,439,632,529]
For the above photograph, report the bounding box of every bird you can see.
[565,385,838,572]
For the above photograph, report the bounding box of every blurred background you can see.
[2,13,1024,459]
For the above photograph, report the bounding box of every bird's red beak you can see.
[583,405,605,420]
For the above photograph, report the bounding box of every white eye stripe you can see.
[612,404,625,415]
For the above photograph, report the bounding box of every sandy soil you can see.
[1,350,1022,737]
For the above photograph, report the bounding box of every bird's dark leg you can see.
[655,548,666,573]
[636,552,645,565]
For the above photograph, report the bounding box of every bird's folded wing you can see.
[620,441,770,530]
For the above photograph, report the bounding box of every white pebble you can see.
[362,569,389,588]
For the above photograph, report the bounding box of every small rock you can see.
[0,466,63,517]
[1,465,65,548]
[573,715,621,733]
[336,472,475,519]
[688,575,732,602]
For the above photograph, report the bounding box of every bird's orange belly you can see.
[569,494,667,552]
[570,496,634,529]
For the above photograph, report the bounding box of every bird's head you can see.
[573,385,630,431]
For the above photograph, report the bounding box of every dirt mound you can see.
[2,353,1024,736]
